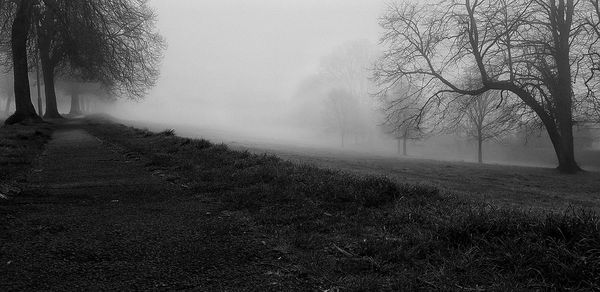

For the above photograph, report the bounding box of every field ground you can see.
[1,116,599,290]
[234,143,600,213]
[119,118,600,213]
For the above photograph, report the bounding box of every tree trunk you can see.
[36,60,43,116]
[5,0,41,125]
[69,92,81,115]
[478,135,483,164]
[402,136,407,156]
[546,125,580,173]
[340,131,345,148]
[39,40,61,119]
[548,3,580,174]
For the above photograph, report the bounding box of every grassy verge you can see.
[85,118,600,291]
[0,122,53,198]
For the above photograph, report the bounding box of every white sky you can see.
[118,0,387,127]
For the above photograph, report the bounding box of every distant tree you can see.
[378,80,429,156]
[374,0,600,173]
[451,92,520,163]
[325,88,360,148]
[320,40,378,144]
[55,80,110,115]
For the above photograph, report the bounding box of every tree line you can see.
[0,0,165,124]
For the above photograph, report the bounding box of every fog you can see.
[111,0,385,146]
[104,0,599,169]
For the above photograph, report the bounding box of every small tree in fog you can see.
[320,40,378,144]
[378,80,428,156]
[451,92,520,163]
[326,88,360,148]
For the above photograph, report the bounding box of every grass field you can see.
[116,118,600,213]
[82,118,599,290]
[234,143,600,213]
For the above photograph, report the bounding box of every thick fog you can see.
[112,0,385,146]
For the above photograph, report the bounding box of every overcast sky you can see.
[118,0,386,127]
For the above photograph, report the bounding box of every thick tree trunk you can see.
[546,126,580,173]
[69,93,81,115]
[5,0,41,125]
[401,136,408,156]
[549,4,581,174]
[39,41,62,119]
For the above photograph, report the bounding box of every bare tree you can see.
[375,0,600,173]
[452,92,520,163]
[325,88,360,148]
[320,40,378,145]
[378,80,429,156]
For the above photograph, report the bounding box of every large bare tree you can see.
[4,0,40,124]
[375,0,600,173]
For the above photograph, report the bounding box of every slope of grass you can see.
[80,118,600,290]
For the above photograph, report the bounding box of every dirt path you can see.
[1,121,307,291]
[28,124,165,200]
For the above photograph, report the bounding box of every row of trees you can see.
[374,0,600,173]
[293,40,537,164]
[0,0,165,124]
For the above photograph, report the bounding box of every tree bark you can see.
[69,92,81,115]
[403,136,407,156]
[39,38,62,119]
[546,1,580,173]
[5,0,41,125]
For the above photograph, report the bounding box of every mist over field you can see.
[103,0,600,169]
[111,0,385,146]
